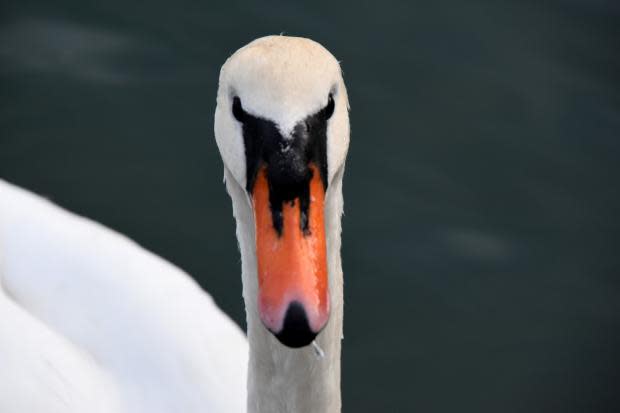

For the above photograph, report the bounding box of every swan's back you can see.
[0,180,248,413]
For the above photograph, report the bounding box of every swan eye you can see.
[323,94,335,120]
[232,96,246,122]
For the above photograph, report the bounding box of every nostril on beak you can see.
[274,301,317,348]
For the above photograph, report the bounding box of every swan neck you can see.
[225,167,344,413]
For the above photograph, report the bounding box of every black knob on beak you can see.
[274,301,317,348]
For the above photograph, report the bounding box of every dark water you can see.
[1,1,619,411]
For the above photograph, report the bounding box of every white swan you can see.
[0,35,349,413]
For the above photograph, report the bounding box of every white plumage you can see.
[0,180,248,413]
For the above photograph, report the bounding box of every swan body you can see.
[0,35,349,413]
[0,180,248,413]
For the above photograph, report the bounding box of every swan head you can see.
[214,36,349,348]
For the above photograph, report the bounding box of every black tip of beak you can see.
[274,301,317,348]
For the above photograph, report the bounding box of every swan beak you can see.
[252,165,329,348]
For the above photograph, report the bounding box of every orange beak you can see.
[252,164,329,346]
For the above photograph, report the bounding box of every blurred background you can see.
[1,0,619,411]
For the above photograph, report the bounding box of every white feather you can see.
[0,180,248,413]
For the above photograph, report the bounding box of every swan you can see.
[0,35,349,413]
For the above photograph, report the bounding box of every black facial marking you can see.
[232,96,246,122]
[233,94,333,235]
